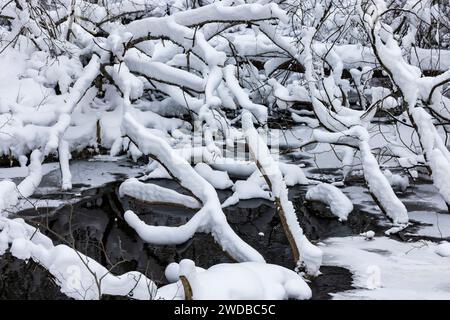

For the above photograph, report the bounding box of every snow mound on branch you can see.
[435,242,450,257]
[158,259,311,300]
[429,149,450,206]
[194,163,233,190]
[221,179,273,208]
[146,164,172,179]
[360,230,375,240]
[410,107,450,206]
[359,141,409,224]
[383,170,409,192]
[16,149,42,198]
[291,113,320,128]
[306,183,353,221]
[164,261,206,283]
[279,163,310,186]
[119,178,201,209]
[0,181,18,215]
[221,169,274,207]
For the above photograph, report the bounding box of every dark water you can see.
[0,179,386,300]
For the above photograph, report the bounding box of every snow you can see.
[322,236,450,299]
[306,183,353,221]
[119,178,201,209]
[16,150,42,198]
[363,3,450,208]
[223,65,268,124]
[279,163,310,186]
[429,149,450,205]
[411,107,450,206]
[125,52,204,93]
[383,170,409,192]
[0,181,18,215]
[411,48,450,72]
[359,140,409,224]
[59,55,100,115]
[407,211,450,239]
[194,163,233,190]
[58,139,72,191]
[360,231,375,240]
[1,182,308,301]
[291,113,319,128]
[222,178,273,208]
[435,242,450,257]
[158,259,311,300]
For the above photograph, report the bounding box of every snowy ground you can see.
[321,237,450,299]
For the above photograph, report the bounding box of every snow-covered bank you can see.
[321,236,450,299]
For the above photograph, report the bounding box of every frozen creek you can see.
[1,157,450,299]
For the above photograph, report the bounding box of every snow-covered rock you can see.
[306,183,353,221]
[159,259,312,300]
[435,242,450,257]
[383,170,409,192]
